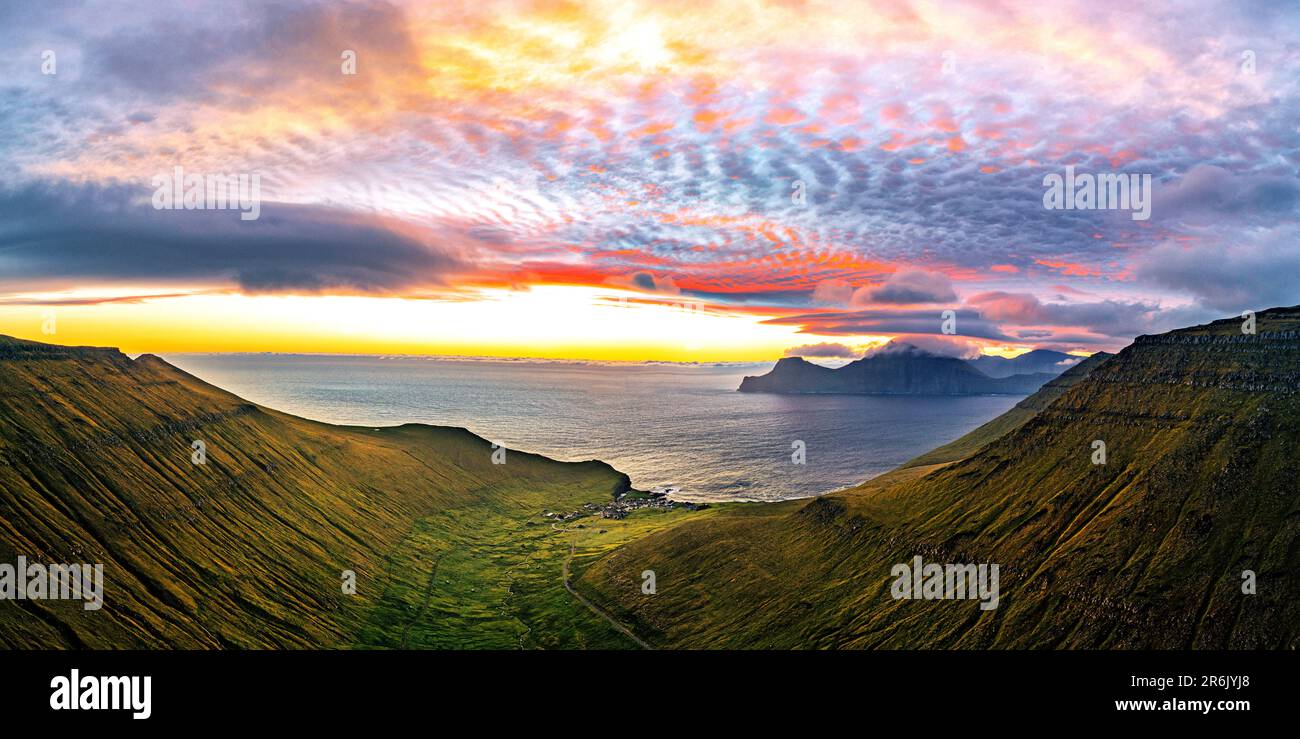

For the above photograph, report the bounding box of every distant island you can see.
[738,343,1064,395]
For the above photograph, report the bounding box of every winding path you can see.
[558,532,652,650]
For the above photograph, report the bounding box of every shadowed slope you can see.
[577,309,1300,648]
[0,336,630,648]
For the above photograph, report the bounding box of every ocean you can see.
[163,354,1024,503]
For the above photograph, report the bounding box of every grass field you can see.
[353,497,717,649]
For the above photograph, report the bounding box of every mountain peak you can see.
[743,343,1051,395]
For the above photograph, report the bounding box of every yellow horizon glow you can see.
[0,285,893,362]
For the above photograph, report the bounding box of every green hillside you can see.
[0,335,709,648]
[576,309,1300,648]
[7,305,1298,650]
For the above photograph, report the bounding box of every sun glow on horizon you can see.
[0,284,880,362]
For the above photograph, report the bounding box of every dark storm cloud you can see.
[0,181,467,296]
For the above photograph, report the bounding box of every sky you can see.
[0,0,1297,361]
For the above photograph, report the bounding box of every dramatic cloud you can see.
[1135,228,1300,313]
[884,335,985,360]
[965,291,1212,341]
[1152,165,1300,226]
[852,269,957,305]
[783,342,859,359]
[0,0,1296,354]
[0,182,467,295]
[862,336,980,360]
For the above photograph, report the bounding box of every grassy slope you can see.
[0,336,709,648]
[577,310,1300,648]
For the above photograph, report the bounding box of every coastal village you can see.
[541,487,707,525]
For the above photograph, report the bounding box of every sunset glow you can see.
[2,0,1297,359]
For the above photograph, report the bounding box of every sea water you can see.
[164,354,1023,502]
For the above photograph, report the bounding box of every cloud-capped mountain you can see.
[968,349,1081,378]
